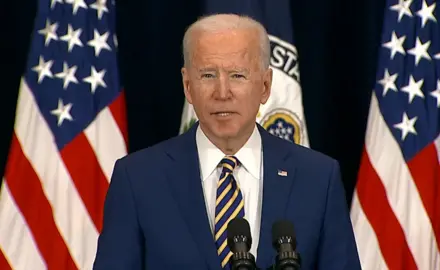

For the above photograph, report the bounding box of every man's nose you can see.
[215,74,231,99]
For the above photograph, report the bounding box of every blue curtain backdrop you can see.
[0,0,385,205]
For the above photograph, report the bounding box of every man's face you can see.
[182,28,272,142]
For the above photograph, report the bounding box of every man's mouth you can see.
[212,112,235,117]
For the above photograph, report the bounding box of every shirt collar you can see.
[196,124,262,181]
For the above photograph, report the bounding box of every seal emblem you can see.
[261,108,303,144]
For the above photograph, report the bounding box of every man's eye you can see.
[201,73,215,78]
[231,74,245,79]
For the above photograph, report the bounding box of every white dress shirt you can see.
[195,124,263,259]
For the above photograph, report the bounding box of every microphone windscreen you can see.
[227,217,252,250]
[271,220,296,249]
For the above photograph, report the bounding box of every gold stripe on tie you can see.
[215,188,239,224]
[223,163,234,172]
[217,239,228,255]
[217,173,229,187]
[215,183,232,206]
[224,156,238,167]
[222,251,234,268]
[215,200,244,241]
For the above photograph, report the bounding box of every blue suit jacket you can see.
[93,123,361,270]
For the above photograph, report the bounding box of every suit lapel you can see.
[256,125,297,268]
[165,123,222,270]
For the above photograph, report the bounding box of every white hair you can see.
[182,13,270,70]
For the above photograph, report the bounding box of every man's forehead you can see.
[194,47,250,59]
[196,65,250,72]
[190,52,259,69]
[194,28,257,46]
[187,28,261,69]
[192,35,258,60]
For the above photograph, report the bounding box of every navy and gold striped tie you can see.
[214,156,245,269]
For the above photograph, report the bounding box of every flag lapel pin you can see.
[277,170,287,177]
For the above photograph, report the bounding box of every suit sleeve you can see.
[317,160,361,270]
[93,159,144,270]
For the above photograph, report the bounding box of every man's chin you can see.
[212,128,240,139]
[200,121,243,139]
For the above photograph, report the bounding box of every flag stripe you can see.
[5,134,78,269]
[0,181,46,270]
[356,148,417,270]
[406,143,440,252]
[60,133,109,233]
[84,106,127,181]
[350,193,388,270]
[435,134,440,163]
[361,92,440,269]
[14,80,99,269]
[0,250,11,270]
[108,91,129,147]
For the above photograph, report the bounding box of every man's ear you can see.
[261,67,272,104]
[181,67,193,104]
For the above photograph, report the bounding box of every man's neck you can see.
[200,124,254,155]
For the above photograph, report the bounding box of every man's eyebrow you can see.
[198,68,217,72]
[197,67,250,73]
[229,67,250,73]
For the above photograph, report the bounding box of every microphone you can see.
[271,220,301,270]
[226,217,257,270]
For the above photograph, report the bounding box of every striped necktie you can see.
[214,156,245,269]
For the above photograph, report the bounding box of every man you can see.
[93,14,361,270]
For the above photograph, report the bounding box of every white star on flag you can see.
[401,75,425,103]
[83,66,107,93]
[379,69,398,96]
[50,99,74,126]
[393,112,418,140]
[65,0,88,15]
[430,80,440,107]
[390,0,413,22]
[32,56,54,83]
[416,0,436,27]
[38,19,58,46]
[90,0,109,20]
[60,24,83,52]
[407,37,431,65]
[383,31,406,59]
[87,30,111,56]
[55,62,79,89]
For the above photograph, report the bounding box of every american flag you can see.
[350,0,440,269]
[0,0,128,269]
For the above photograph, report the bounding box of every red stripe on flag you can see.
[406,143,440,250]
[60,132,109,232]
[109,91,128,147]
[5,134,77,270]
[356,149,417,270]
[0,248,12,270]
